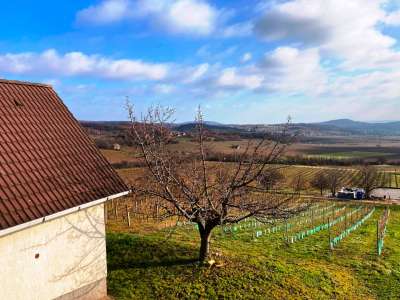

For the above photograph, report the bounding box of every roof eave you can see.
[0,190,131,238]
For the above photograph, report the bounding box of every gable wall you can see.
[0,203,107,300]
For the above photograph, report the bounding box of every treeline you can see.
[111,161,147,169]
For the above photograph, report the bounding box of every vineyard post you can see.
[328,217,332,250]
[125,205,130,226]
[285,218,289,245]
[350,206,353,224]
[376,220,379,255]
[311,208,314,227]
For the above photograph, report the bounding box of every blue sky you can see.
[1,0,400,123]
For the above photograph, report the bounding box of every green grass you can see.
[107,206,400,299]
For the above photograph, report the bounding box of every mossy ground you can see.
[107,206,400,299]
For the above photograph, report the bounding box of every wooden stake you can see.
[376,219,379,255]
[311,209,314,227]
[127,212,131,227]
[328,217,332,250]
[285,218,289,245]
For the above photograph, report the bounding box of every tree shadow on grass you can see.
[107,232,198,271]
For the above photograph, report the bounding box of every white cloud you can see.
[77,0,219,36]
[328,70,400,101]
[185,63,209,82]
[158,0,217,35]
[76,0,132,25]
[217,68,263,90]
[241,52,252,63]
[221,21,253,38]
[0,49,168,81]
[254,0,400,70]
[385,10,400,25]
[190,47,326,95]
[260,47,327,95]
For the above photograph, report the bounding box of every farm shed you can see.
[0,80,129,300]
[337,187,365,200]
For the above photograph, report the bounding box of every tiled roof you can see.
[0,79,129,231]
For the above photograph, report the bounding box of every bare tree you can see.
[126,104,307,262]
[257,168,284,191]
[291,172,308,193]
[326,169,342,197]
[310,172,329,196]
[357,165,379,199]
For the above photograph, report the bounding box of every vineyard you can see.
[106,203,400,299]
[107,197,391,256]
[104,165,400,299]
[104,166,400,233]
[174,202,387,255]
[279,165,400,189]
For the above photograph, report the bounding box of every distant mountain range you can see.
[173,119,400,136]
[81,119,400,137]
[316,119,400,135]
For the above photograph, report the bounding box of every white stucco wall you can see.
[0,203,107,300]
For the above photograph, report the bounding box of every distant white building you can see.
[113,143,121,151]
[371,188,400,200]
[0,80,129,300]
[337,187,365,200]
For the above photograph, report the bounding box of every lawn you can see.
[106,205,400,299]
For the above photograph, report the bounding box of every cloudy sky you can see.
[1,0,400,123]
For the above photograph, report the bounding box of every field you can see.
[99,136,400,299]
[98,136,400,165]
[277,165,400,189]
[114,164,400,197]
[106,203,400,299]
[101,138,400,193]
[305,151,394,159]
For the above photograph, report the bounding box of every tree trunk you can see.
[198,225,212,262]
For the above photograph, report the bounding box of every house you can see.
[337,187,365,200]
[113,143,121,151]
[0,80,129,300]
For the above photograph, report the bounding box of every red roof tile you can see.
[0,79,128,230]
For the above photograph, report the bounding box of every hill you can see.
[318,119,400,135]
[80,119,400,138]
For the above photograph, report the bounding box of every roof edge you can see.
[0,190,131,238]
[0,78,52,88]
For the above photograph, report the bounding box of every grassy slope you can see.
[107,207,400,300]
